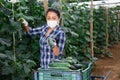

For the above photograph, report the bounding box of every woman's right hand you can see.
[47,37,56,48]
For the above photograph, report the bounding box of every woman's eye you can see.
[47,17,50,20]
[47,16,58,20]
[53,17,57,20]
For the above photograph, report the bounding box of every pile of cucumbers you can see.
[48,57,89,70]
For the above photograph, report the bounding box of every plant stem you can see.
[18,28,22,41]
[12,3,15,19]
[13,32,16,64]
[18,2,22,41]
[12,3,16,64]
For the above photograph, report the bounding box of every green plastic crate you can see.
[80,63,92,80]
[34,62,92,80]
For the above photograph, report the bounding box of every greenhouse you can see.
[0,0,120,80]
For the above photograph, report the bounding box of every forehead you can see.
[46,11,58,17]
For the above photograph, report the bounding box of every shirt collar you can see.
[45,24,61,31]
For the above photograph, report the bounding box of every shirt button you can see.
[48,53,50,55]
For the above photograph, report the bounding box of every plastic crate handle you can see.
[34,71,38,80]
[51,72,63,77]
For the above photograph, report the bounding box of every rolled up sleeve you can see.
[28,26,45,36]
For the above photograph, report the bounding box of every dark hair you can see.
[46,8,60,18]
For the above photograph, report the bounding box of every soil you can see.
[91,43,120,80]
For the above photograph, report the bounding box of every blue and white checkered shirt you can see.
[28,25,66,68]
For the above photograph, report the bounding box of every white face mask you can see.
[47,20,59,28]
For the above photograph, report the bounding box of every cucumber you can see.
[73,64,83,69]
[49,67,70,70]
[66,57,73,60]
[49,62,70,67]
[65,59,73,64]
[69,65,78,70]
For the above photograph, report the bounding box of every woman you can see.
[22,8,66,68]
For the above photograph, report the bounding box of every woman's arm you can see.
[21,18,44,36]
[24,26,30,32]
[53,45,60,56]
[27,26,44,36]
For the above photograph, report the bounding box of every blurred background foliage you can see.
[0,0,120,79]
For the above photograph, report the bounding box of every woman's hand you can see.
[19,18,28,26]
[19,18,30,32]
[47,37,60,56]
[47,37,56,48]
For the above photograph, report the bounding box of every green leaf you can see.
[9,20,20,33]
[0,0,4,2]
[86,31,90,36]
[16,13,24,18]
[0,38,11,47]
[106,52,113,58]
[18,44,27,51]
[26,59,36,65]
[17,6,29,11]
[84,52,91,59]
[70,31,79,37]
[16,62,22,70]
[85,36,90,42]
[0,53,7,59]
[0,46,5,51]
[5,50,13,54]
[2,65,15,75]
[23,15,34,21]
[5,50,14,60]
[51,2,62,9]
[23,63,30,74]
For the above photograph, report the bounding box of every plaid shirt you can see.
[28,25,66,68]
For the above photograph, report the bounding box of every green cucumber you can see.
[49,67,70,70]
[69,65,78,70]
[49,62,70,67]
[74,64,83,69]
[66,57,72,60]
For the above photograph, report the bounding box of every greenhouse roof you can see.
[71,0,120,8]
[93,0,120,8]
